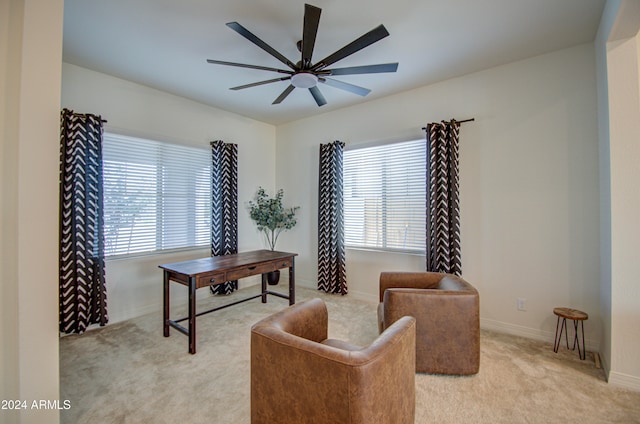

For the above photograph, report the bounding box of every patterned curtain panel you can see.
[318,141,347,294]
[210,140,238,295]
[59,109,108,334]
[425,121,462,276]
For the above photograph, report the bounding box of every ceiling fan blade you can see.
[226,22,297,70]
[327,62,398,75]
[301,4,322,67]
[311,24,390,71]
[309,86,327,106]
[207,59,294,75]
[319,77,371,96]
[273,85,296,104]
[231,77,292,91]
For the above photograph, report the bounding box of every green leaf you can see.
[248,187,300,250]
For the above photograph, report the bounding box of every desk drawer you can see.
[196,272,226,289]
[274,258,293,270]
[226,258,292,281]
[226,262,276,281]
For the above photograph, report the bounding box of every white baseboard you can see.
[294,278,317,291]
[294,279,380,304]
[480,317,600,353]
[343,288,379,304]
[299,286,604,354]
[108,302,160,326]
[106,277,264,325]
[608,371,640,392]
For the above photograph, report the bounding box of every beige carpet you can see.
[60,285,640,423]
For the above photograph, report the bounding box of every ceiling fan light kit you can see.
[207,3,398,107]
[291,73,318,89]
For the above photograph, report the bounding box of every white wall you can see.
[276,43,602,350]
[1,1,63,423]
[595,0,616,383]
[605,8,640,388]
[61,63,277,323]
[594,0,640,391]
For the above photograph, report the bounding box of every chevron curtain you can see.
[318,141,347,294]
[59,109,108,334]
[210,140,238,295]
[425,120,462,275]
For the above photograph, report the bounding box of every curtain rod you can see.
[421,118,474,131]
[69,111,107,123]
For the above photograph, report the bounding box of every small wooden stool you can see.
[553,307,588,360]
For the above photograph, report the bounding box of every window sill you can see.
[106,246,210,262]
[345,247,425,257]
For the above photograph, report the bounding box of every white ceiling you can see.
[63,0,606,125]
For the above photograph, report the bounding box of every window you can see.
[102,133,211,257]
[344,140,426,253]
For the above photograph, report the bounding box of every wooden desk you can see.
[159,250,297,354]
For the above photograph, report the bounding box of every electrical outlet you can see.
[517,298,526,311]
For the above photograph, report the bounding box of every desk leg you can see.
[163,271,170,337]
[188,276,197,354]
[289,257,295,305]
[261,273,267,303]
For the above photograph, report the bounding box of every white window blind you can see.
[344,140,426,253]
[102,133,211,257]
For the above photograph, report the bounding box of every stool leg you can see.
[553,316,560,352]
[563,318,569,349]
[570,320,587,360]
[553,316,564,353]
[580,320,586,360]
[573,320,582,359]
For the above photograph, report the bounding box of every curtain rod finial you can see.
[422,118,474,131]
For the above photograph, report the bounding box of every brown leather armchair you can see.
[251,298,416,424]
[378,272,480,375]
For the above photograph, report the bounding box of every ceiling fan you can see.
[206,3,398,107]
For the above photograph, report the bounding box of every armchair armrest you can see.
[379,271,445,301]
[254,297,328,343]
